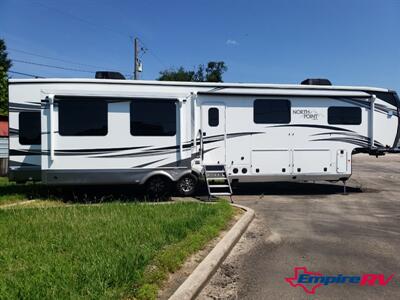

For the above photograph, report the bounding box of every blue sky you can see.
[1,0,399,91]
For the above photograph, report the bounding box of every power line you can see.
[34,1,168,69]
[9,47,130,73]
[137,37,167,68]
[8,70,44,78]
[33,0,130,39]
[13,59,131,78]
[14,1,168,78]
[13,59,96,74]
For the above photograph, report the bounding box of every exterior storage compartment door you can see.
[251,150,291,175]
[292,149,331,174]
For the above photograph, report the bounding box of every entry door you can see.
[201,103,226,165]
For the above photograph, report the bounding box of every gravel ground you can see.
[199,154,400,300]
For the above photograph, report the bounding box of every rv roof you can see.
[8,78,390,93]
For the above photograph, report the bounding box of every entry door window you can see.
[208,107,219,127]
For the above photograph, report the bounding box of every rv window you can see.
[131,99,176,136]
[58,99,108,136]
[253,99,291,124]
[19,112,41,145]
[328,107,362,125]
[208,108,219,127]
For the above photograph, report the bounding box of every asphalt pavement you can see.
[200,154,400,299]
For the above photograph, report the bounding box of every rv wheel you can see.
[145,176,171,201]
[176,174,198,196]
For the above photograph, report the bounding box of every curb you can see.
[169,203,255,300]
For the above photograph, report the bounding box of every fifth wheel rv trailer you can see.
[8,78,400,197]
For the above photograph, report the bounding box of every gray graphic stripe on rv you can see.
[97,147,192,158]
[268,124,354,132]
[9,149,42,156]
[9,128,19,136]
[132,158,168,168]
[55,146,151,153]
[311,132,385,147]
[95,132,264,158]
[9,146,178,157]
[333,97,399,116]
[310,137,383,148]
[9,160,39,167]
[150,132,264,151]
[159,147,219,168]
[9,146,151,156]
[9,102,41,112]
[10,132,263,158]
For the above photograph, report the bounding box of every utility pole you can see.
[134,37,139,80]
[133,37,146,80]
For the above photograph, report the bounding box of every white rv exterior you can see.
[8,78,400,196]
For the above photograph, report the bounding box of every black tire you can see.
[176,174,198,196]
[145,176,171,201]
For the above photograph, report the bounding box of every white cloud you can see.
[226,39,239,46]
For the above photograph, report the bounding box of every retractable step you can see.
[203,164,233,202]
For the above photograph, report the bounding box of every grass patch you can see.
[0,177,52,205]
[0,177,164,205]
[0,201,233,299]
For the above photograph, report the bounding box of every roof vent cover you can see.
[95,71,126,80]
[301,78,332,86]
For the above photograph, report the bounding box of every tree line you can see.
[0,39,11,116]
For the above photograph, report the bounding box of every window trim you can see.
[19,111,41,145]
[253,99,291,124]
[57,97,109,137]
[327,106,362,125]
[130,98,177,137]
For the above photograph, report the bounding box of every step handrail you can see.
[197,129,204,161]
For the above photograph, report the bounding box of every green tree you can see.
[205,61,227,82]
[0,39,12,115]
[157,61,227,82]
[158,67,197,82]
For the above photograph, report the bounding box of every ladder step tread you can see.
[205,170,226,174]
[210,192,232,196]
[207,177,228,181]
[209,185,230,188]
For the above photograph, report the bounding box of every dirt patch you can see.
[198,216,270,300]
[0,199,38,208]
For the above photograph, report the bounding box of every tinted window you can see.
[328,107,362,125]
[131,99,176,136]
[254,99,291,124]
[19,112,41,145]
[58,99,108,136]
[208,108,219,127]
